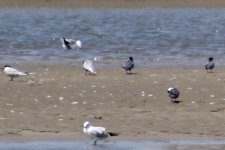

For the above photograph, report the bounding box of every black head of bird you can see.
[4,65,11,68]
[208,57,214,62]
[129,57,133,62]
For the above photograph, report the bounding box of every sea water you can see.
[0,8,225,67]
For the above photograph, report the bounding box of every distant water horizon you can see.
[0,8,225,67]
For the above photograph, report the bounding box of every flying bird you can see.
[167,87,180,103]
[83,121,110,145]
[60,37,82,50]
[122,57,134,74]
[83,59,96,75]
[3,65,29,81]
[205,57,215,73]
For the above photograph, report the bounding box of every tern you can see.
[205,57,215,73]
[4,65,29,81]
[122,57,134,74]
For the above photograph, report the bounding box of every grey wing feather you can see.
[123,60,134,70]
[90,129,109,138]
[169,89,179,98]
[205,62,215,70]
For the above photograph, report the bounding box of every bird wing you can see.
[60,38,67,49]
[123,60,134,70]
[169,89,179,98]
[83,60,96,74]
[76,40,82,48]
[5,67,27,76]
[88,126,109,138]
[206,62,215,70]
[65,38,75,43]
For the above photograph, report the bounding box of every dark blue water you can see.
[1,140,225,150]
[0,8,225,67]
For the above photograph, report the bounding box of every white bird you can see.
[83,59,96,75]
[83,121,110,145]
[4,65,29,81]
[60,37,82,50]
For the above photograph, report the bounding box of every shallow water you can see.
[0,8,225,67]
[1,140,225,150]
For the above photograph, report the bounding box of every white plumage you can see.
[60,37,82,50]
[83,121,109,145]
[83,60,96,75]
[4,65,28,81]
[75,40,82,49]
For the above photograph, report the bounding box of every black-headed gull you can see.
[60,37,82,50]
[4,65,29,81]
[167,87,180,103]
[83,60,96,75]
[83,121,110,145]
[122,57,134,74]
[205,57,215,73]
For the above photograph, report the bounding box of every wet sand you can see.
[0,62,225,140]
[1,0,225,8]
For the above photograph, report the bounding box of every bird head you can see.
[83,121,90,128]
[4,65,11,68]
[167,87,174,92]
[129,57,133,62]
[208,57,214,62]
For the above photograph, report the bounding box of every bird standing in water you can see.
[83,121,110,145]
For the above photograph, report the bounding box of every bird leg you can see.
[84,70,88,75]
[10,76,14,81]
[93,140,97,145]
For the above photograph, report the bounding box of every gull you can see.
[83,121,110,145]
[4,65,29,81]
[167,87,180,103]
[83,59,96,75]
[122,57,134,74]
[60,37,82,50]
[205,57,215,73]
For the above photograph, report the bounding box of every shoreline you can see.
[0,63,225,140]
[1,0,225,8]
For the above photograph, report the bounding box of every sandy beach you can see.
[0,0,225,143]
[0,62,225,140]
[1,0,225,8]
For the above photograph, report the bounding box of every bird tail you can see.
[108,132,119,137]
[122,66,126,70]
